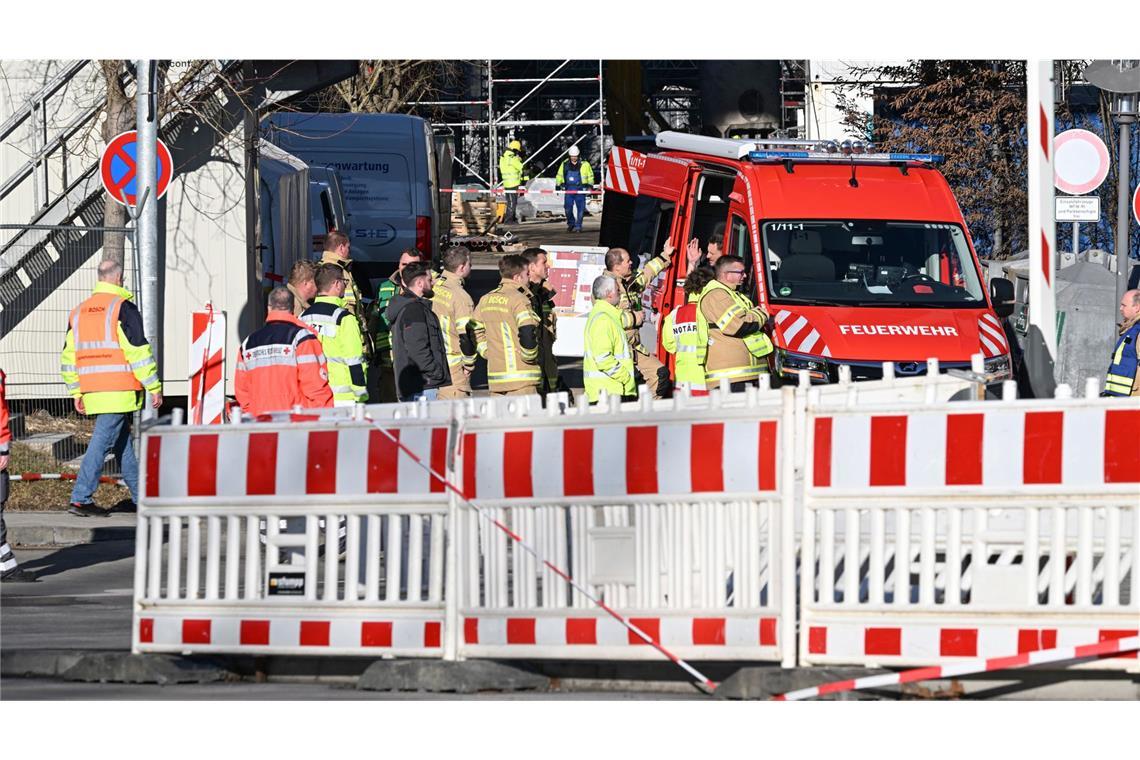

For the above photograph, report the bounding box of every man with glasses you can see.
[301,264,369,406]
[697,255,773,391]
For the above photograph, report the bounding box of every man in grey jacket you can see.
[387,262,451,402]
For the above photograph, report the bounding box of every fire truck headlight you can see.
[778,349,830,381]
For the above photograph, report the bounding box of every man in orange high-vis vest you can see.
[60,260,162,517]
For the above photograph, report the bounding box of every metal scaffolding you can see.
[408,60,608,191]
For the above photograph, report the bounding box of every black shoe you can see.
[68,502,108,518]
[109,499,137,514]
[1,567,37,583]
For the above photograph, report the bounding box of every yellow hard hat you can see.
[508,140,522,151]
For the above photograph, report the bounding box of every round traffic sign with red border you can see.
[99,130,174,206]
[1053,129,1110,195]
[1134,184,1140,227]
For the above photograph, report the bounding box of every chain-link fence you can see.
[1,224,136,478]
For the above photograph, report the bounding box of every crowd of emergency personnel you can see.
[0,219,1137,570]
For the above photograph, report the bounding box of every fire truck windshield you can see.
[761,221,986,308]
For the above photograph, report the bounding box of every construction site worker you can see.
[1,367,32,582]
[301,264,369,406]
[372,248,424,403]
[698,255,774,392]
[604,244,675,398]
[1104,288,1140,397]
[287,259,319,317]
[389,262,451,402]
[235,287,333,416]
[473,254,541,396]
[431,246,478,399]
[582,274,635,403]
[662,266,714,397]
[499,139,528,224]
[59,259,162,517]
[555,145,594,233]
[521,248,561,396]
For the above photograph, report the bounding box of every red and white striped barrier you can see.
[775,634,1140,701]
[803,621,1138,664]
[143,424,450,500]
[460,419,780,502]
[137,613,444,656]
[189,305,226,425]
[810,406,1139,491]
[8,472,123,485]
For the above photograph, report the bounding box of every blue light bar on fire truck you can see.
[748,149,945,164]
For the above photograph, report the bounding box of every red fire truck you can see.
[599,132,1016,383]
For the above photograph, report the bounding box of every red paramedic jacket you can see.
[234,312,334,416]
[0,369,10,460]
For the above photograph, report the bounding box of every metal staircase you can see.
[0,60,241,333]
[779,60,808,139]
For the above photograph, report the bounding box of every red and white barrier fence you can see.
[133,371,1140,682]
[443,188,603,196]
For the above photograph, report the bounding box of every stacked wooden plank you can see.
[450,193,500,236]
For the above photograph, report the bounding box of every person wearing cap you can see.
[555,145,595,233]
[499,139,529,225]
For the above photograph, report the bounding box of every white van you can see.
[264,113,444,280]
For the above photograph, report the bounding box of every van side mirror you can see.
[990,277,1014,318]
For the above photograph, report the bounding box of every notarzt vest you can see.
[662,298,707,395]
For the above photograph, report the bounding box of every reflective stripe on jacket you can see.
[697,279,772,385]
[59,282,161,414]
[583,300,635,402]
[301,296,368,403]
[474,279,541,393]
[661,296,707,394]
[234,312,333,416]
[1105,316,1140,397]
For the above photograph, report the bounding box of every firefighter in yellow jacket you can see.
[431,246,479,399]
[301,264,369,406]
[698,255,774,391]
[60,260,162,516]
[521,248,561,396]
[583,274,636,403]
[603,243,675,398]
[473,255,541,395]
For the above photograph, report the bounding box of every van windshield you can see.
[762,221,985,308]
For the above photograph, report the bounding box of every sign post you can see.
[1027,61,1057,398]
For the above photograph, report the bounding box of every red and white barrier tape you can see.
[772,635,1140,701]
[361,412,717,692]
[8,472,124,485]
[443,188,603,196]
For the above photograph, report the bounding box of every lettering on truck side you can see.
[839,325,961,337]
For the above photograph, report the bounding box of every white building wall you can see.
[805,60,911,142]
[0,60,253,400]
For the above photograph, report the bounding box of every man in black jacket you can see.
[387,262,451,402]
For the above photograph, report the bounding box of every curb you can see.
[358,659,549,694]
[715,666,892,700]
[6,512,137,548]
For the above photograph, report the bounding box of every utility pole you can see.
[135,59,160,422]
[1026,60,1057,398]
[1084,60,1140,318]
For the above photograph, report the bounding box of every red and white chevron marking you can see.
[780,632,1139,700]
[773,310,833,358]
[463,614,778,651]
[144,425,450,500]
[810,407,1139,490]
[977,312,1009,358]
[189,307,226,425]
[136,614,443,653]
[604,147,644,197]
[460,419,780,501]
